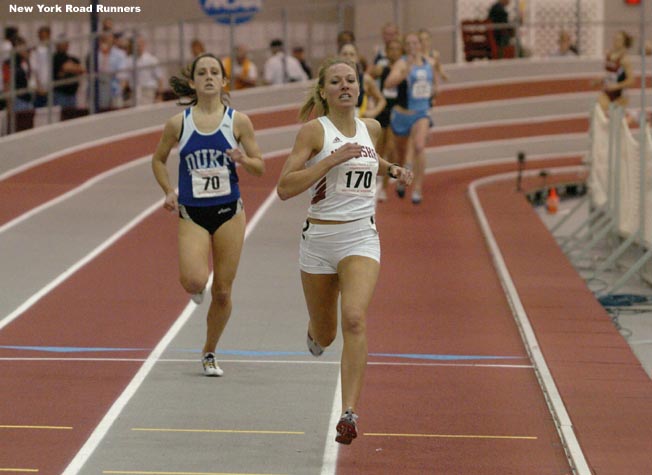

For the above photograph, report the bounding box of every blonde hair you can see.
[169,53,230,107]
[298,56,358,122]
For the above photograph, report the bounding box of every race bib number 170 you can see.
[336,163,375,197]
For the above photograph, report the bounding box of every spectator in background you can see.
[488,0,514,58]
[135,36,164,105]
[53,35,84,108]
[102,17,115,33]
[31,25,52,107]
[114,31,132,56]
[336,30,355,51]
[3,36,33,111]
[555,30,578,56]
[292,46,312,79]
[1,26,19,98]
[222,44,258,90]
[191,39,205,58]
[263,39,308,85]
[96,32,129,109]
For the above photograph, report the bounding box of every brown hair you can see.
[169,53,230,106]
[298,57,358,122]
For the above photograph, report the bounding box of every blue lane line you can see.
[0,345,149,353]
[0,345,526,361]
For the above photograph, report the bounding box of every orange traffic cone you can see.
[546,187,559,214]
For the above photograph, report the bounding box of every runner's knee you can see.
[341,308,366,336]
[180,274,208,295]
[210,284,232,307]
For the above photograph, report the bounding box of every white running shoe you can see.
[191,289,205,305]
[201,352,224,377]
[307,331,324,357]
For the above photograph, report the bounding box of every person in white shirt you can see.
[31,25,51,107]
[134,36,164,105]
[263,38,308,85]
[276,56,412,445]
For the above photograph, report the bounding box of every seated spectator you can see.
[53,35,84,108]
[263,39,308,85]
[222,44,258,90]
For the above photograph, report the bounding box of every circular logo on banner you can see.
[198,0,262,25]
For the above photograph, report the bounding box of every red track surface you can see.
[0,156,285,474]
[479,177,652,474]
[0,132,161,225]
[336,159,582,475]
[2,76,652,474]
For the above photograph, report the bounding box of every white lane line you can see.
[468,167,591,475]
[0,156,151,236]
[61,189,279,475]
[0,150,289,332]
[0,196,164,333]
[320,370,341,475]
[0,125,162,182]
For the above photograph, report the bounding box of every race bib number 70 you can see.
[191,167,231,198]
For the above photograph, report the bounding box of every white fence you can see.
[560,103,652,293]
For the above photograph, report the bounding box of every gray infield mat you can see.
[78,192,345,475]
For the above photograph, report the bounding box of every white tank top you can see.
[306,116,379,221]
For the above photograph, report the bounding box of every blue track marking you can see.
[0,345,148,353]
[0,345,526,361]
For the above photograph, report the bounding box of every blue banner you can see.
[198,0,263,25]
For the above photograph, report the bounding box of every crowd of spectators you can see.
[0,8,634,130]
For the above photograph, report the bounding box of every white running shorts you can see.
[299,216,380,274]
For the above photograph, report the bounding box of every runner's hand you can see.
[164,191,178,212]
[331,143,363,166]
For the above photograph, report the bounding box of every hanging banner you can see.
[198,0,263,25]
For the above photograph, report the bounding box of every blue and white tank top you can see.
[406,58,434,112]
[306,116,379,221]
[178,106,240,207]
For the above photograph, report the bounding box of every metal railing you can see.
[0,2,648,135]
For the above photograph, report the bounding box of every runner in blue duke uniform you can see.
[152,53,264,377]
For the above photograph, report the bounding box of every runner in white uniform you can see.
[277,57,412,445]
